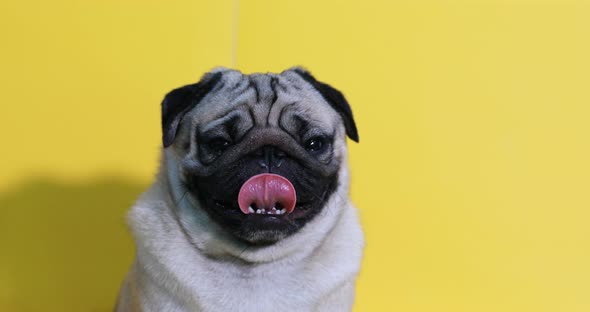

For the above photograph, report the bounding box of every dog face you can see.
[162,68,358,245]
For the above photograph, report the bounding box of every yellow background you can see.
[1,0,589,311]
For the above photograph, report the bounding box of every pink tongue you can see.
[238,173,296,215]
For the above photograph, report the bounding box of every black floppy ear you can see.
[293,68,359,142]
[161,72,223,148]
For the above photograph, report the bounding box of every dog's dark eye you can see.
[207,137,231,152]
[304,136,327,152]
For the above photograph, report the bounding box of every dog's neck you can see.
[147,148,351,263]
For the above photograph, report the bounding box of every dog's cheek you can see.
[166,120,193,156]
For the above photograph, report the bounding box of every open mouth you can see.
[200,172,323,240]
[237,173,297,215]
[197,171,331,244]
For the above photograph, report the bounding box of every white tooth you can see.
[272,207,277,211]
[280,208,286,214]
[261,209,266,214]
[248,207,255,213]
[256,209,262,214]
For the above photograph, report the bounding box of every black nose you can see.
[254,146,286,171]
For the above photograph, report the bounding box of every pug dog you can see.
[115,67,364,312]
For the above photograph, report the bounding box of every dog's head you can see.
[162,67,358,245]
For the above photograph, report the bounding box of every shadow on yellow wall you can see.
[0,179,144,311]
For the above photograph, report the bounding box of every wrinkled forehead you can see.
[184,69,340,136]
